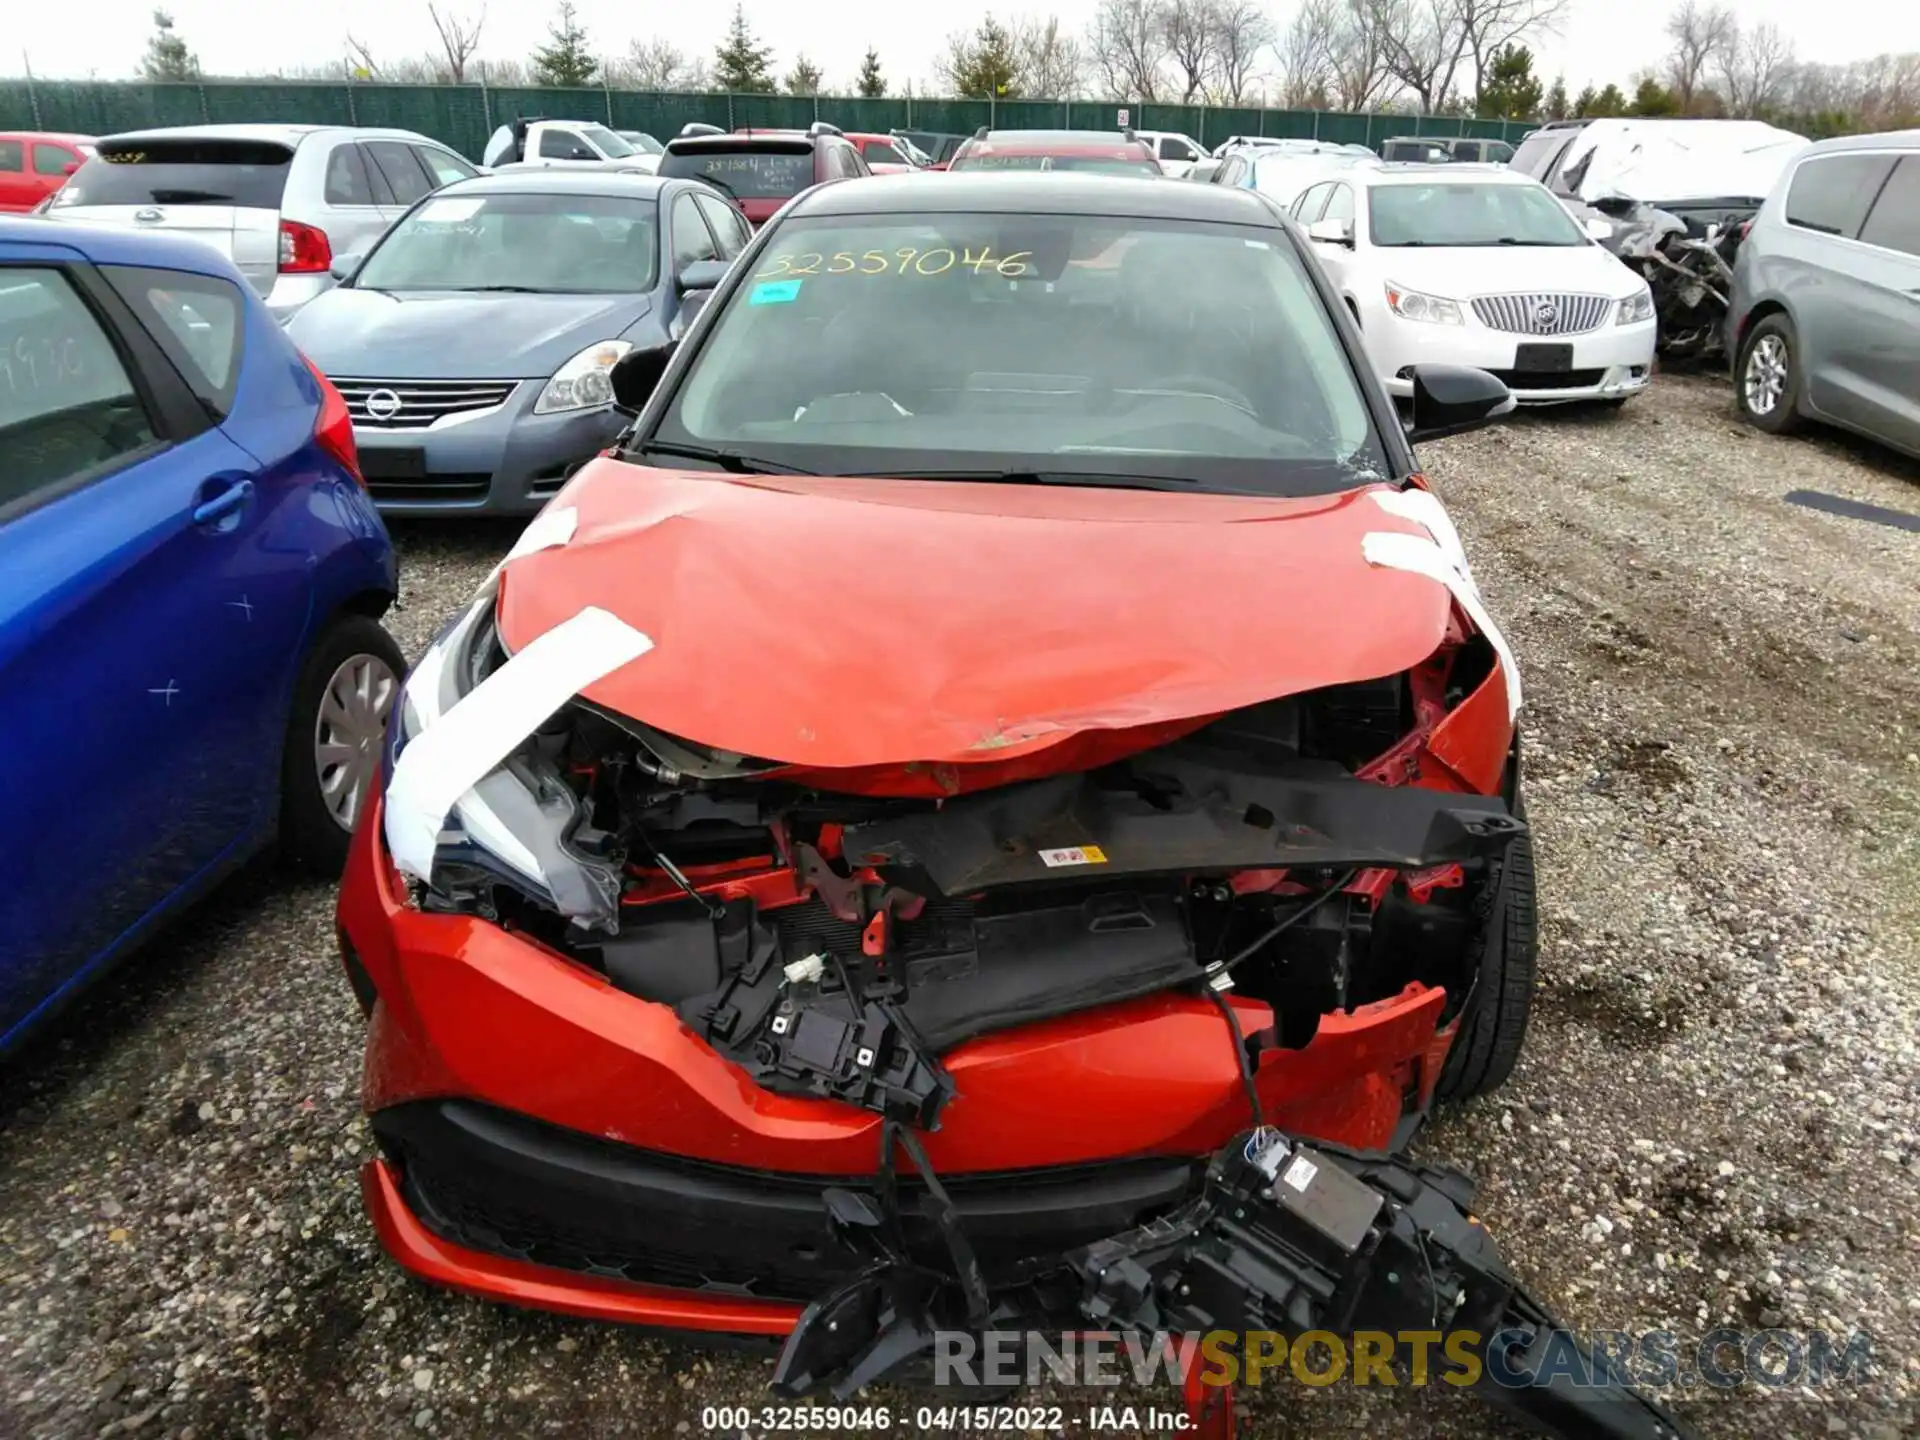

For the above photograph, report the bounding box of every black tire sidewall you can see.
[1437,804,1540,1101]
[1736,315,1802,434]
[279,614,406,877]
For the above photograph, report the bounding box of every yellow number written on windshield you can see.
[756,247,1033,280]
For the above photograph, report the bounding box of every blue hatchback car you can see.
[0,216,404,1054]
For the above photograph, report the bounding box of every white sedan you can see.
[1291,165,1658,406]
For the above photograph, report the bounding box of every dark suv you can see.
[1380,135,1515,164]
[658,121,870,228]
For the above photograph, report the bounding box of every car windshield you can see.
[581,124,637,158]
[1371,181,1586,246]
[618,131,664,154]
[658,148,814,198]
[650,212,1388,495]
[951,152,1161,177]
[354,191,659,293]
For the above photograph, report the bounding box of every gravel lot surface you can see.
[4,375,1918,1440]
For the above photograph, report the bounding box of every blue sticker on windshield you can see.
[751,279,803,305]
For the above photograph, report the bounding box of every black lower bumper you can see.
[372,1099,1202,1303]
[773,1127,1699,1440]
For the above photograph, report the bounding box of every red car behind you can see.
[658,125,872,228]
[0,131,95,213]
[947,129,1164,177]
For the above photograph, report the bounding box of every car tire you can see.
[1736,314,1803,435]
[1436,799,1538,1101]
[279,614,405,877]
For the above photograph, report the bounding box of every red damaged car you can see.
[333,174,1673,1436]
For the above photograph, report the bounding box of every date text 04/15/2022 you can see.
[696,1404,1192,1431]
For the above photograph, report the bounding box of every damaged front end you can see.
[353,470,1610,1430]
[774,1124,1697,1440]
[1593,197,1752,363]
[382,570,1523,1136]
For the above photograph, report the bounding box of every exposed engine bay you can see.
[400,590,1522,1131]
[1600,198,1750,363]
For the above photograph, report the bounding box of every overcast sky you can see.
[12,0,1920,97]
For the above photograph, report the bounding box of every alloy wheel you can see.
[1744,334,1789,416]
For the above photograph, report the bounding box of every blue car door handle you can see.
[192,477,256,526]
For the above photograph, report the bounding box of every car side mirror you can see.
[676,258,729,294]
[63,160,81,176]
[1406,365,1515,443]
[329,253,364,282]
[610,341,677,414]
[1583,217,1614,242]
[1306,217,1355,247]
[672,291,714,340]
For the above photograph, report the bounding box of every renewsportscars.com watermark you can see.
[934,1328,1874,1394]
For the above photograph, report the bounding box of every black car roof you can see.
[790,171,1285,222]
[450,170,677,199]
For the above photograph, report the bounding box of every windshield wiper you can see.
[464,284,544,293]
[145,188,233,203]
[634,440,816,476]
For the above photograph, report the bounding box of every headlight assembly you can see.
[382,585,642,934]
[533,340,633,415]
[1616,288,1656,325]
[1384,282,1464,325]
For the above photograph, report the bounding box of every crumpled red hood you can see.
[495,461,1454,772]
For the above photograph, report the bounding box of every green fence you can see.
[0,79,1533,164]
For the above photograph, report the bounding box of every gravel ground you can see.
[4,375,1918,1440]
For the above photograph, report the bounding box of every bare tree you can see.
[1664,0,1736,112]
[617,37,699,90]
[345,33,383,78]
[427,3,485,83]
[1365,0,1471,112]
[1454,0,1568,109]
[1329,0,1401,109]
[1085,0,1167,101]
[1159,0,1219,103]
[1277,0,1339,106]
[1718,20,1793,117]
[1014,16,1086,99]
[1206,0,1275,103]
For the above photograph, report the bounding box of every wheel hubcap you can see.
[313,653,399,832]
[1744,334,1789,415]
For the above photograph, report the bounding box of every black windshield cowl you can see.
[633,441,818,476]
[853,468,1206,494]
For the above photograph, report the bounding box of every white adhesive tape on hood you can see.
[483,506,579,592]
[1364,492,1522,720]
[385,605,653,881]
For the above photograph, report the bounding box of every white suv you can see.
[1133,131,1210,177]
[46,123,479,321]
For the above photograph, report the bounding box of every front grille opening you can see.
[1470,293,1611,335]
[332,378,518,431]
